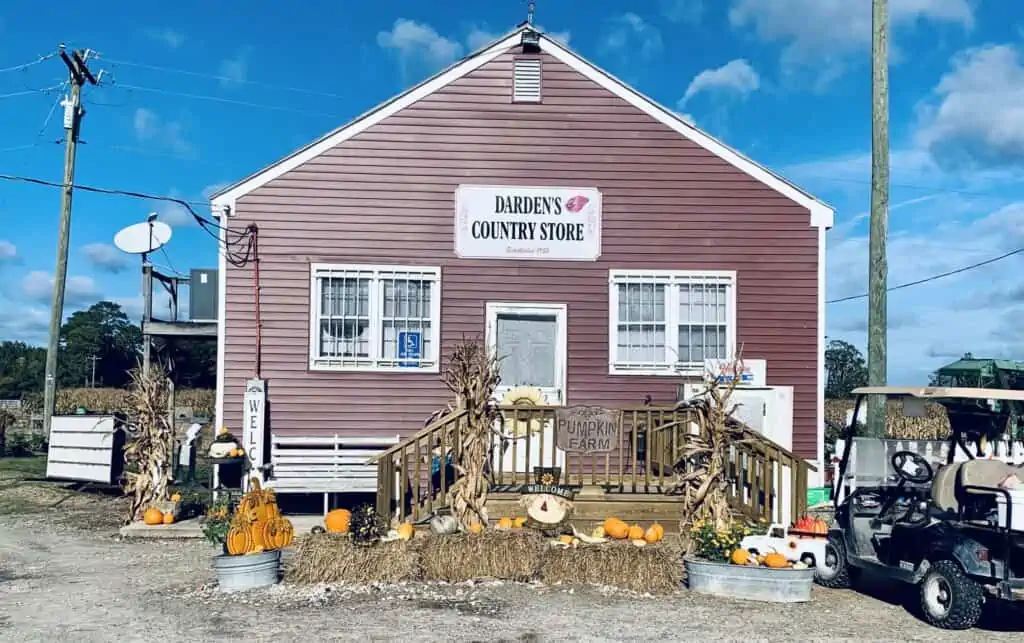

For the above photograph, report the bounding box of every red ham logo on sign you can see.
[565,195,590,213]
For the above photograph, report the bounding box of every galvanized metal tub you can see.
[684,558,814,603]
[212,550,282,593]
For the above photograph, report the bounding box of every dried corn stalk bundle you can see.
[667,354,755,544]
[442,339,501,532]
[122,362,176,522]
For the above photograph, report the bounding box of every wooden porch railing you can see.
[372,405,816,526]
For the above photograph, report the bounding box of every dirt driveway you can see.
[1,480,1022,642]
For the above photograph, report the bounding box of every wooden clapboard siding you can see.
[222,49,820,459]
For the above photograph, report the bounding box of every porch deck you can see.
[372,404,816,530]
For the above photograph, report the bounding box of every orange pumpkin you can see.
[627,524,644,540]
[162,513,176,525]
[644,523,665,544]
[325,509,352,534]
[497,517,514,530]
[731,549,751,565]
[397,522,415,541]
[143,507,164,525]
[764,552,789,568]
[603,518,629,540]
[262,517,294,549]
[468,522,484,534]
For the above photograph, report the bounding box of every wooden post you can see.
[866,0,889,437]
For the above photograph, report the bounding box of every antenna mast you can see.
[527,0,536,26]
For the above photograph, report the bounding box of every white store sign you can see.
[455,185,602,261]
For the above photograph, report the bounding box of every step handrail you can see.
[366,408,468,464]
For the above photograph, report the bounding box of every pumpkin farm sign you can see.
[555,406,620,454]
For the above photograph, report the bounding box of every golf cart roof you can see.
[850,386,1024,401]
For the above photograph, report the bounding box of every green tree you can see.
[152,337,216,389]
[58,301,142,388]
[0,341,46,398]
[825,339,868,399]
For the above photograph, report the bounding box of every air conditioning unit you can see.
[189,269,218,322]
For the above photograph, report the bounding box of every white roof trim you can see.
[211,26,834,229]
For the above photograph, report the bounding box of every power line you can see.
[0,84,65,100]
[0,52,57,74]
[827,246,1024,304]
[0,172,255,265]
[109,82,341,117]
[807,174,1014,199]
[98,56,347,100]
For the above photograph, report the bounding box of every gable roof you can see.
[211,25,833,229]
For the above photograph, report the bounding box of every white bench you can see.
[264,434,399,514]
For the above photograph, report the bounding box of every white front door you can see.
[486,302,567,405]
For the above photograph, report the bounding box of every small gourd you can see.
[467,522,484,535]
[497,516,514,530]
[143,507,164,525]
[730,549,751,566]
[162,512,175,525]
[627,524,644,541]
[396,522,415,541]
[631,539,647,547]
[644,523,665,544]
[603,518,629,540]
[170,492,182,502]
[558,534,574,545]
[513,516,528,528]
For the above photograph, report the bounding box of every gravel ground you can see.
[1,481,1022,642]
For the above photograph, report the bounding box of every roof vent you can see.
[513,58,542,103]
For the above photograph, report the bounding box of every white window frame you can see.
[608,269,737,377]
[309,263,442,373]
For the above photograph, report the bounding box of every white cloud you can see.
[202,182,230,200]
[82,243,128,274]
[602,13,664,61]
[681,59,760,105]
[378,19,464,71]
[132,108,193,157]
[729,0,973,85]
[0,240,16,262]
[144,27,184,49]
[826,200,1024,384]
[661,0,703,24]
[915,44,1024,169]
[22,271,100,306]
[219,47,251,87]
[153,188,196,228]
[0,303,49,344]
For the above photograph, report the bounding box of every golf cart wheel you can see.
[814,535,852,589]
[919,560,985,630]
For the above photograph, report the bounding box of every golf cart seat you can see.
[932,459,1020,518]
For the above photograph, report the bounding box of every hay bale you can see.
[541,541,684,595]
[285,533,419,584]
[420,531,546,583]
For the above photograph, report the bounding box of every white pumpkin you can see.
[208,441,238,458]
[430,514,458,535]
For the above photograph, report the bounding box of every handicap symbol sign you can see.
[398,330,422,367]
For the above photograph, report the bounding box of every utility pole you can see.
[89,354,100,388]
[42,46,99,438]
[866,0,889,437]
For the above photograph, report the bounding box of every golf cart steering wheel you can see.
[890,451,933,484]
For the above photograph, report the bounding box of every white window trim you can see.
[308,263,442,373]
[608,269,737,377]
[485,302,568,405]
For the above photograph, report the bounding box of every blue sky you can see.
[1,0,1023,384]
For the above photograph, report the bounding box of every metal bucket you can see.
[684,558,814,603]
[212,550,282,593]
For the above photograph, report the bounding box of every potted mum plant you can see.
[672,354,815,603]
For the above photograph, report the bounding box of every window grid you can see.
[610,271,735,374]
[311,265,440,371]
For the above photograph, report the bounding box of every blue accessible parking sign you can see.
[398,330,422,367]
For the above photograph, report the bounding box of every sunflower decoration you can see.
[501,386,551,438]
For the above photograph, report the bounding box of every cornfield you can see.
[825,399,951,440]
[19,388,215,418]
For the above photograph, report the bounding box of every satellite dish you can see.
[114,220,172,254]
